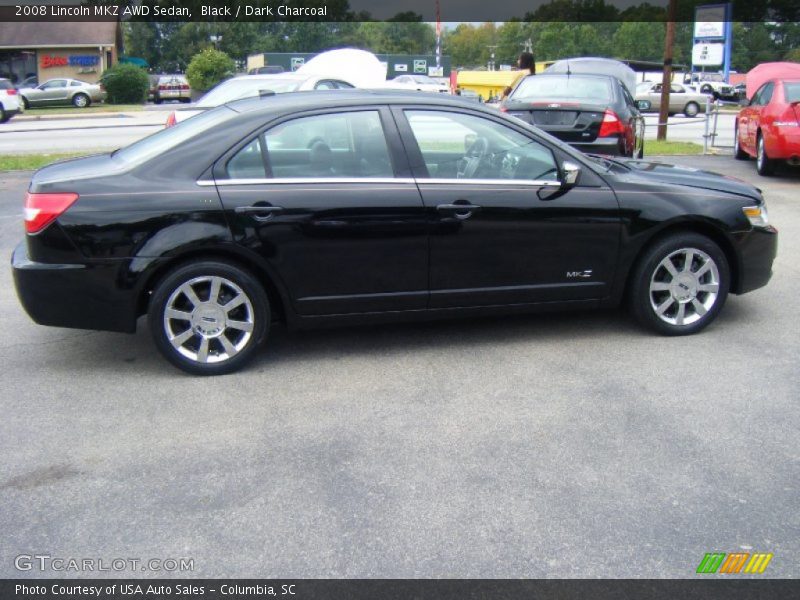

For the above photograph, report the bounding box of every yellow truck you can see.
[455,63,549,101]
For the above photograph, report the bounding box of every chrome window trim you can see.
[197,177,560,187]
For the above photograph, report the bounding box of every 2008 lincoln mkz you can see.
[12,91,778,375]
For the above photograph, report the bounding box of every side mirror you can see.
[636,100,651,111]
[561,161,581,188]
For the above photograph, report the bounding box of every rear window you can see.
[197,78,303,107]
[112,106,236,165]
[0,80,12,90]
[784,82,800,103]
[511,75,613,103]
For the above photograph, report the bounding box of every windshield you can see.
[197,77,303,107]
[510,75,613,103]
[113,106,236,165]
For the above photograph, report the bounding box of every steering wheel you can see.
[458,136,490,179]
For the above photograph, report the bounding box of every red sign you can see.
[41,55,68,69]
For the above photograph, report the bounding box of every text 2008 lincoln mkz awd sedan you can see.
[12,91,777,375]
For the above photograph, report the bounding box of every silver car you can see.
[635,82,710,118]
[20,78,106,108]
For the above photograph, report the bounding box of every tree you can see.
[185,48,235,91]
[611,21,666,62]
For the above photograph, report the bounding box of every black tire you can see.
[756,132,775,176]
[700,84,713,95]
[72,93,90,108]
[0,106,6,123]
[684,102,700,118]
[636,139,644,159]
[148,260,269,375]
[734,123,748,160]
[629,232,730,336]
[21,96,29,109]
[155,97,163,105]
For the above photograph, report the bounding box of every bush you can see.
[101,63,149,104]
[186,48,235,92]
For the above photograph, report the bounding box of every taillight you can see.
[24,192,79,234]
[158,85,167,91]
[7,88,17,95]
[181,84,190,90]
[598,109,625,137]
[165,112,177,128]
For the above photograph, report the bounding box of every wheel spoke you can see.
[165,308,192,321]
[209,277,222,304]
[683,250,695,273]
[227,319,253,333]
[223,293,246,312]
[675,303,686,326]
[197,337,210,362]
[219,335,238,357]
[695,260,712,278]
[662,258,679,278]
[698,283,719,293]
[169,328,194,348]
[180,283,202,307]
[656,297,675,316]
[650,281,671,292]
[691,299,707,316]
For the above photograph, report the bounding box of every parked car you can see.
[12,91,777,375]
[635,81,708,117]
[0,78,22,122]
[154,74,191,104]
[19,78,105,108]
[734,78,800,175]
[20,75,38,88]
[501,72,646,158]
[383,74,450,93]
[248,66,285,75]
[683,73,736,101]
[165,73,356,126]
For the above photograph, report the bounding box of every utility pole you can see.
[657,0,678,141]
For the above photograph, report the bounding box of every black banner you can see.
[0,0,799,23]
[2,580,799,600]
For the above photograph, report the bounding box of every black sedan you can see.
[501,73,646,158]
[12,91,777,375]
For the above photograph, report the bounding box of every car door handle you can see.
[436,203,481,212]
[234,205,283,221]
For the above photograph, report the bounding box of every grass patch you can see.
[645,140,704,155]
[22,104,146,116]
[0,152,97,171]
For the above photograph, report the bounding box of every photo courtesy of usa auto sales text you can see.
[15,583,298,596]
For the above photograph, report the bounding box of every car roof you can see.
[224,89,494,116]
[229,73,313,82]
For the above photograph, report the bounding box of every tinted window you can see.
[227,138,267,179]
[70,81,82,87]
[784,82,800,103]
[760,82,774,105]
[42,80,66,89]
[511,75,612,103]
[263,111,393,179]
[405,110,558,181]
[314,80,337,90]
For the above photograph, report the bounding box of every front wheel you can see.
[148,261,269,375]
[0,107,7,123]
[734,123,748,160]
[684,102,699,118]
[72,93,90,108]
[630,233,729,336]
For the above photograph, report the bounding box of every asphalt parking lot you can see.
[0,155,797,578]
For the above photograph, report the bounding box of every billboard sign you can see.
[694,4,726,39]
[692,43,725,66]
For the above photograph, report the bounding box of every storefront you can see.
[0,22,121,85]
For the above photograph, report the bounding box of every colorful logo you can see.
[696,552,773,574]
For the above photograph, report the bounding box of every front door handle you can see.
[235,205,284,221]
[436,203,481,220]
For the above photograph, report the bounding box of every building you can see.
[0,22,122,85]
[248,51,452,79]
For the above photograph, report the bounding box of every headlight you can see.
[743,205,769,227]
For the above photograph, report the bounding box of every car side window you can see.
[231,110,394,179]
[42,80,66,90]
[314,80,337,90]
[620,84,636,109]
[405,110,558,181]
[759,82,774,105]
[70,81,82,87]
[333,80,354,89]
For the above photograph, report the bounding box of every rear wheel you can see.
[72,93,90,108]
[148,261,269,375]
[684,102,700,118]
[756,133,775,176]
[734,123,748,160]
[0,107,6,123]
[630,233,729,336]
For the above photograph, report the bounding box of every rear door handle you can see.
[235,205,284,221]
[436,203,481,214]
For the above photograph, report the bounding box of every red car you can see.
[735,78,800,175]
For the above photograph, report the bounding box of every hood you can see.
[600,157,762,200]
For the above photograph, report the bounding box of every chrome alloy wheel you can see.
[648,247,720,326]
[163,276,255,364]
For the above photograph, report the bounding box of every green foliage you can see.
[612,22,666,62]
[185,48,236,92]
[100,63,149,104]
